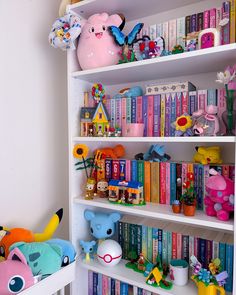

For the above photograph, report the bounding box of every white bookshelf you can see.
[68,1,236,294]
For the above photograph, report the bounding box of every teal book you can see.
[219,242,226,271]
[137,224,142,256]
[142,225,148,258]
[131,160,138,182]
[147,226,153,262]
[225,244,233,292]
[152,228,159,263]
[167,231,172,265]
[162,230,168,265]
[170,162,177,204]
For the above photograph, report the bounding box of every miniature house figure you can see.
[80,107,96,136]
[92,102,110,136]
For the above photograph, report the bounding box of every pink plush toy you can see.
[77,13,123,70]
[205,169,234,221]
[0,248,34,294]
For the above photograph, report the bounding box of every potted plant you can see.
[172,200,181,214]
[180,172,196,216]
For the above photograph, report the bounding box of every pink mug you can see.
[123,123,144,137]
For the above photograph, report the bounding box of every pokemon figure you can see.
[193,146,222,165]
[80,240,96,262]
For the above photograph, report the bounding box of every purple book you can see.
[190,14,197,32]
[197,12,204,31]
[153,94,161,136]
[142,95,148,137]
[221,1,231,45]
[165,93,171,137]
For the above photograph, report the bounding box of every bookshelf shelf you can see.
[73,136,236,143]
[19,262,76,295]
[80,258,197,295]
[74,198,234,232]
[72,44,236,84]
[69,0,202,21]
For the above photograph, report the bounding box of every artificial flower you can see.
[175,114,192,132]
[216,69,236,85]
[198,268,212,284]
[73,144,89,159]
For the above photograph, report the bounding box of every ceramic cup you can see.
[169,259,189,286]
[123,123,144,137]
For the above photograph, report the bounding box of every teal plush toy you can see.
[10,242,62,278]
[47,238,76,267]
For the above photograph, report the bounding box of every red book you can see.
[181,91,189,114]
[177,232,182,259]
[160,162,166,204]
[172,232,177,259]
[165,162,170,205]
[112,160,120,180]
[210,8,217,28]
[222,165,230,178]
[203,10,210,29]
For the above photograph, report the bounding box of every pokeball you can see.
[97,240,122,267]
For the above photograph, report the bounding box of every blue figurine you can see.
[113,86,143,99]
[84,210,121,241]
[80,240,96,262]
[135,144,171,162]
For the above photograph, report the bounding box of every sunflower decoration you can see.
[172,113,193,136]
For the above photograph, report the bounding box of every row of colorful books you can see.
[118,216,234,292]
[104,88,226,137]
[97,157,235,208]
[88,271,158,295]
[141,0,236,50]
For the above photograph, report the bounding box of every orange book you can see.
[144,161,151,202]
[150,162,160,203]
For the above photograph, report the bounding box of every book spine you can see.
[167,231,172,265]
[123,222,129,260]
[189,91,197,115]
[185,15,191,36]
[126,97,132,124]
[170,162,177,204]
[131,159,137,181]
[165,162,171,205]
[97,159,105,181]
[131,97,137,123]
[137,224,142,255]
[198,238,206,267]
[172,232,177,259]
[157,23,163,37]
[125,159,131,182]
[182,235,189,262]
[177,232,182,259]
[213,241,219,259]
[121,97,127,132]
[152,228,159,263]
[142,96,148,137]
[203,164,210,211]
[136,96,143,123]
[216,7,222,30]
[147,95,154,137]
[144,161,151,202]
[153,94,161,137]
[150,162,160,203]
[229,165,235,181]
[105,159,112,182]
[133,286,138,295]
[206,240,213,266]
[198,164,204,210]
[112,160,120,180]
[219,242,226,271]
[168,19,177,51]
[181,91,189,114]
[221,2,231,45]
[225,244,233,292]
[197,90,207,111]
[189,236,194,260]
[115,98,122,128]
[203,10,210,29]
[111,278,116,295]
[149,24,157,40]
[162,230,168,265]
[176,163,182,201]
[230,0,236,43]
[207,88,217,106]
[158,228,163,261]
[165,93,171,136]
[197,12,204,31]
[147,226,153,262]
[119,159,126,181]
[115,280,120,295]
[217,88,227,135]
[129,223,136,255]
[118,221,123,249]
[190,14,197,32]
[176,92,182,117]
[110,98,116,128]
[88,271,93,295]
[163,22,169,50]
[181,162,188,195]
[170,93,176,136]
[222,164,230,178]
[210,8,217,27]
[160,94,166,137]
[93,272,98,295]
[142,225,148,258]
[194,237,199,257]
[137,160,144,187]
[160,162,166,204]
[105,97,111,118]
[176,17,186,48]
[102,274,107,295]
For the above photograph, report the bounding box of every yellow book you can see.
[230,0,236,43]
[150,162,160,203]
[160,94,165,137]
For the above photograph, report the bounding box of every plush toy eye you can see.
[107,229,112,235]
[0,246,5,257]
[102,25,106,31]
[89,27,95,33]
[8,276,25,293]
[91,227,94,234]
[62,256,70,267]
[89,248,93,252]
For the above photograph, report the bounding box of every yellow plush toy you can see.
[59,0,82,17]
[193,146,222,165]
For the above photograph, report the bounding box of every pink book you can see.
[147,95,154,136]
[168,19,177,51]
[105,96,111,119]
[217,88,226,135]
[181,91,189,114]
[160,162,166,204]
[163,22,169,50]
[165,162,170,205]
[176,232,182,259]
[216,7,222,30]
[136,96,143,123]
[197,90,207,111]
[194,237,199,257]
[115,98,122,128]
[176,92,182,117]
[203,10,210,29]
[115,280,120,295]
[210,8,217,28]
[102,275,109,295]
[121,97,127,133]
[172,232,177,259]
[125,159,131,181]
[181,162,188,195]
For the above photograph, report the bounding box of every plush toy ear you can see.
[9,241,26,252]
[109,212,121,223]
[107,14,124,27]
[8,248,28,265]
[79,240,84,247]
[84,210,95,221]
[50,244,63,257]
[91,241,96,246]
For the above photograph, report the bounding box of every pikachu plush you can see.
[193,146,222,165]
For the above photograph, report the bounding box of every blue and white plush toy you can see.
[84,210,121,241]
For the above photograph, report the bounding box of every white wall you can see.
[0,0,68,238]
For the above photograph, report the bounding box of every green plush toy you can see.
[10,241,62,278]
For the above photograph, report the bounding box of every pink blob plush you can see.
[0,248,34,294]
[77,13,123,70]
[205,170,234,221]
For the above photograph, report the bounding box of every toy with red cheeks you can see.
[77,13,123,70]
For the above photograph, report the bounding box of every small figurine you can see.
[85,177,97,200]
[97,239,122,267]
[171,113,193,136]
[96,144,125,159]
[135,144,171,162]
[137,253,146,271]
[80,240,96,262]
[171,45,184,54]
[193,146,222,165]
[198,28,220,49]
[97,179,109,198]
[133,36,165,60]
[113,86,143,99]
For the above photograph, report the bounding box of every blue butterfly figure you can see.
[109,23,143,63]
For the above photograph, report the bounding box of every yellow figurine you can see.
[192,276,226,295]
[193,146,222,165]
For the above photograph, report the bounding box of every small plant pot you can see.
[183,204,196,216]
[172,204,181,214]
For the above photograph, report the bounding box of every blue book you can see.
[170,93,176,136]
[162,230,168,265]
[225,244,233,292]
[170,162,177,204]
[137,224,142,255]
[118,221,123,252]
[93,272,98,295]
[197,164,204,210]
[111,278,116,295]
[189,91,197,115]
[97,273,102,295]
[120,282,128,295]
[158,228,163,261]
[119,159,126,181]
[153,94,161,136]
[131,97,137,123]
[138,288,143,295]
[131,160,137,181]
[198,238,206,267]
[207,88,217,106]
[152,228,159,263]
[190,14,197,32]
[219,242,226,271]
[126,97,132,124]
[182,235,189,263]
[147,226,153,262]
[142,95,148,136]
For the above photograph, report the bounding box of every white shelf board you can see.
[20,262,76,295]
[72,44,236,84]
[69,0,203,21]
[73,136,236,143]
[80,258,197,295]
[74,198,234,232]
